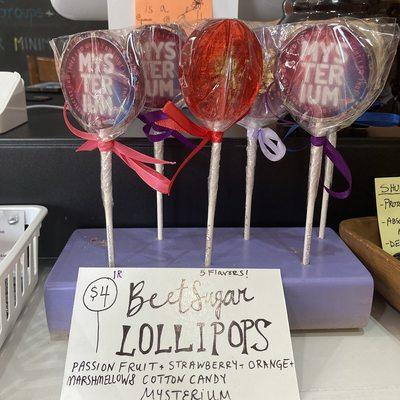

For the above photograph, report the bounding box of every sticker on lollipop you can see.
[280,25,370,119]
[278,22,372,266]
[61,34,138,135]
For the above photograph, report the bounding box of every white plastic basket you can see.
[0,205,47,349]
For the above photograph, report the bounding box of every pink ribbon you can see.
[63,104,174,194]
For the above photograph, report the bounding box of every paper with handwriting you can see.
[135,0,213,26]
[375,177,400,258]
[60,267,300,400]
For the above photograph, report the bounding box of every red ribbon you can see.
[63,104,174,194]
[161,101,224,192]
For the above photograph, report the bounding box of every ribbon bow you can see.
[311,136,352,200]
[160,101,224,191]
[63,105,174,194]
[139,111,195,149]
[248,127,286,162]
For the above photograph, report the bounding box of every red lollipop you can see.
[180,19,263,132]
[162,19,263,266]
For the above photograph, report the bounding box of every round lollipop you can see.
[277,21,374,265]
[318,19,399,241]
[179,19,262,266]
[53,30,171,267]
[134,24,187,241]
[60,32,143,139]
[238,26,287,241]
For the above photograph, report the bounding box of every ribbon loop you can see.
[139,111,195,148]
[160,101,224,192]
[249,127,286,162]
[310,136,352,200]
[63,104,174,194]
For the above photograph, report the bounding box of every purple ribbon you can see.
[139,111,195,148]
[311,136,352,200]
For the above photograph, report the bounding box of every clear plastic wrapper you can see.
[131,24,187,241]
[179,19,263,132]
[50,29,147,267]
[239,26,286,130]
[274,18,399,136]
[238,24,287,241]
[132,24,187,111]
[51,29,145,141]
[167,18,263,266]
[272,18,400,265]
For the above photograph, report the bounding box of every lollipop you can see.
[161,19,263,266]
[318,19,400,240]
[277,21,377,265]
[238,26,287,241]
[52,30,173,267]
[134,24,187,241]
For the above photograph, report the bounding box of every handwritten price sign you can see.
[61,268,300,400]
[135,0,213,26]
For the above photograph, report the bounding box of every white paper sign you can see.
[61,268,300,400]
[107,0,239,30]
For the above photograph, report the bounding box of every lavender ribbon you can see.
[311,136,352,200]
[139,111,195,148]
[248,127,286,162]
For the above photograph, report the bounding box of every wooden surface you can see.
[340,217,400,312]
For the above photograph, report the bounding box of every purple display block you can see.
[44,227,373,335]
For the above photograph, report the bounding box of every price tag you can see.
[0,210,25,260]
[135,0,213,26]
[375,177,400,258]
[61,267,300,400]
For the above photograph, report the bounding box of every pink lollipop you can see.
[52,30,172,267]
[134,24,187,241]
[277,22,374,265]
[60,31,144,139]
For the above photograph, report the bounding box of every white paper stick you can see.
[100,150,115,268]
[302,143,324,266]
[318,132,337,240]
[154,141,164,241]
[244,131,258,240]
[205,142,222,267]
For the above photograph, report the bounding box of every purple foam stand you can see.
[44,227,373,336]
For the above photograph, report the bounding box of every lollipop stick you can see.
[244,130,258,240]
[100,150,115,268]
[302,143,324,266]
[205,142,222,267]
[318,132,337,240]
[154,141,164,241]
